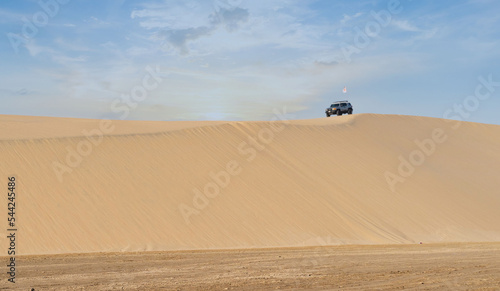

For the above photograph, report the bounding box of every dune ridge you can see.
[1,113,500,255]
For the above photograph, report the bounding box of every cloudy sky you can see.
[1,0,499,123]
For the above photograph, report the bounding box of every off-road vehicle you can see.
[325,101,353,117]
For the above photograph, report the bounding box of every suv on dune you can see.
[325,101,353,117]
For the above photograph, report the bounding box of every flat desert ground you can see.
[1,113,500,290]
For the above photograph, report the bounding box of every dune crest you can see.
[1,114,500,255]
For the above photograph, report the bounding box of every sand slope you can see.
[1,114,500,255]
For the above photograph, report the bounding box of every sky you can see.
[1,0,499,123]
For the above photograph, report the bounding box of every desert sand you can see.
[1,113,500,256]
[2,243,500,290]
[1,113,500,290]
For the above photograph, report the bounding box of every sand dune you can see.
[1,114,500,255]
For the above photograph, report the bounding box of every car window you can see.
[340,103,346,106]
[332,104,340,107]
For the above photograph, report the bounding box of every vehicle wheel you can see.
[337,110,342,116]
[326,113,330,117]
[348,109,353,115]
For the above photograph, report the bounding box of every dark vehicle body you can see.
[326,100,353,117]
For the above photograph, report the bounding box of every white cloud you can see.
[131,1,216,30]
[126,46,151,56]
[25,41,55,57]
[54,38,92,52]
[340,12,363,24]
[52,55,87,64]
[392,20,420,32]
[84,16,111,27]
[0,8,27,23]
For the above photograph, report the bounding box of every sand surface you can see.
[1,243,499,290]
[1,114,500,255]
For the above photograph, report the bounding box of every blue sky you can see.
[1,0,499,123]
